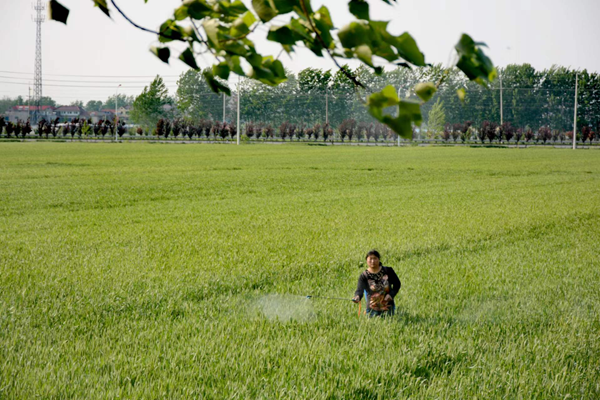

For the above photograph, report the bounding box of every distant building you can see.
[90,110,114,124]
[5,105,55,123]
[54,106,89,121]
[117,106,131,123]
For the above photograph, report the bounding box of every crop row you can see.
[1,116,599,145]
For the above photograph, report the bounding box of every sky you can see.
[1,0,599,105]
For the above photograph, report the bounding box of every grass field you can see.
[1,143,599,399]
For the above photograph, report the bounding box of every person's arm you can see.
[387,267,401,299]
[353,273,368,302]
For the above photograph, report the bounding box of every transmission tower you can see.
[32,0,45,123]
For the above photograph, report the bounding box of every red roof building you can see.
[10,105,55,112]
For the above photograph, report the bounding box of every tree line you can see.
[0,94,135,113]
[0,117,127,139]
[128,64,599,137]
[3,63,598,140]
[3,113,596,146]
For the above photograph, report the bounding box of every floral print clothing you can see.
[354,266,401,312]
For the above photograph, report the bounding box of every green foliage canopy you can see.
[176,69,228,123]
[49,0,496,139]
[426,98,445,139]
[130,76,173,128]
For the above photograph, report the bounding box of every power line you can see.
[0,81,180,89]
[0,75,178,84]
[0,70,182,78]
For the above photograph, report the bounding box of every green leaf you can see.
[246,53,263,68]
[355,45,373,67]
[159,20,184,43]
[414,82,437,102]
[231,11,257,36]
[314,6,333,28]
[266,59,286,80]
[381,114,412,139]
[203,19,220,48]
[186,0,212,19]
[367,85,399,119]
[398,99,422,126]
[267,26,297,45]
[203,70,231,95]
[226,55,245,76]
[250,65,275,82]
[243,10,258,26]
[174,4,189,21]
[289,18,312,41]
[92,0,110,18]
[49,0,70,24]
[349,0,369,20]
[455,34,496,84]
[456,88,466,102]
[249,57,287,86]
[213,62,230,80]
[252,0,278,22]
[394,32,426,66]
[338,22,368,49]
[366,21,397,62]
[222,41,248,55]
[381,100,422,139]
[367,86,420,139]
[150,46,171,64]
[272,0,296,14]
[228,1,249,15]
[216,0,248,17]
[179,48,199,70]
[313,8,334,49]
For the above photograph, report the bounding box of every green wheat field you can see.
[1,143,599,399]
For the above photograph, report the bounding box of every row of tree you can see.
[0,94,135,114]
[0,117,127,139]
[4,64,598,140]
[1,114,597,145]
[137,64,600,137]
[437,121,597,144]
[144,118,396,142]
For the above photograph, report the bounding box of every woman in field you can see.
[352,250,401,317]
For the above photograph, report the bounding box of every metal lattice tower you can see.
[32,0,45,123]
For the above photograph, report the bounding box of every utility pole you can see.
[499,73,503,126]
[222,92,226,123]
[115,84,121,141]
[28,86,32,122]
[325,87,329,125]
[32,0,45,124]
[236,77,240,145]
[573,73,578,150]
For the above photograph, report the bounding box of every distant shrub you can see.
[537,126,552,144]
[500,122,515,143]
[156,119,166,138]
[514,128,524,144]
[338,119,357,142]
[524,127,534,143]
[479,121,496,143]
[441,124,451,142]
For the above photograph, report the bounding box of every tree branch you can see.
[190,20,223,63]
[299,0,364,89]
[219,24,259,44]
[110,0,199,44]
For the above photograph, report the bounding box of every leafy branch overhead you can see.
[48,0,496,139]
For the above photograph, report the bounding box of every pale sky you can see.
[1,0,599,104]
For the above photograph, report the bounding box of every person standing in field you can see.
[352,250,401,317]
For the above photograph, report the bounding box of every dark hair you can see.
[366,249,381,260]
